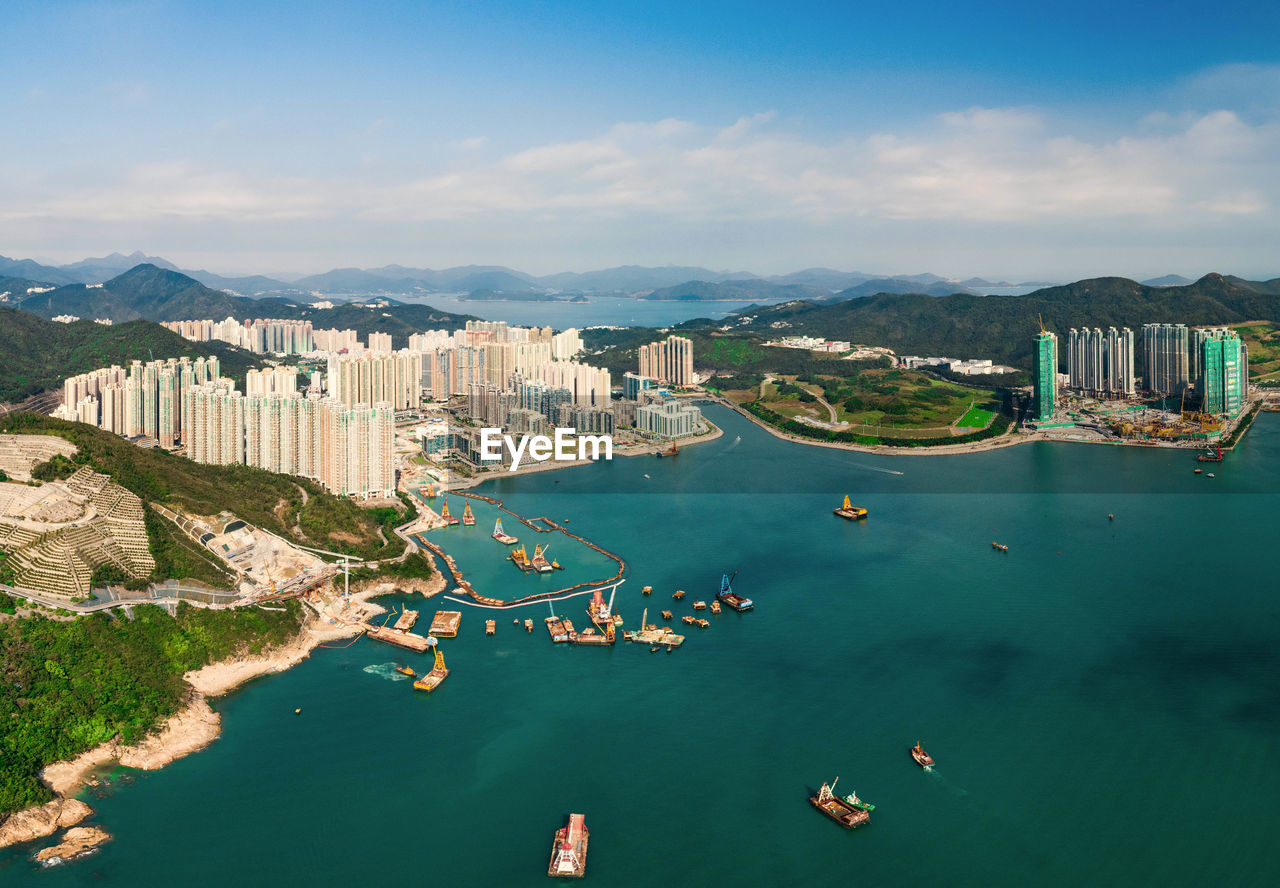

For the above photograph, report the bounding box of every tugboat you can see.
[844,789,876,812]
[655,440,679,458]
[810,778,870,829]
[547,813,589,878]
[717,571,754,612]
[412,648,449,693]
[493,518,518,545]
[910,742,935,770]
[1197,444,1224,463]
[394,665,416,677]
[834,494,868,520]
[440,497,460,526]
[461,502,476,526]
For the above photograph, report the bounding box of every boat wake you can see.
[363,663,413,681]
[853,463,904,476]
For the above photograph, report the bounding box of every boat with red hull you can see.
[810,778,870,829]
[911,742,935,769]
[547,813,589,878]
[717,571,753,612]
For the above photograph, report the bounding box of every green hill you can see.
[688,274,1280,368]
[0,307,264,402]
[16,264,478,347]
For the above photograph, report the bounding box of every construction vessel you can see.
[524,619,534,632]
[429,611,462,637]
[485,619,496,635]
[545,616,569,643]
[641,585,653,595]
[810,778,870,829]
[547,813,589,878]
[586,585,620,627]
[623,608,685,648]
[1197,445,1225,462]
[412,648,449,693]
[440,497,460,526]
[394,665,416,677]
[709,600,722,614]
[844,789,876,812]
[655,441,679,458]
[393,609,419,632]
[692,600,706,610]
[462,502,476,526]
[493,518,518,545]
[366,623,436,653]
[510,544,534,572]
[717,571,754,612]
[531,544,554,573]
[834,494,869,520]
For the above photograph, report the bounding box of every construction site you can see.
[1036,391,1240,447]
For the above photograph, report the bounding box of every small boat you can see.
[991,542,1009,552]
[513,618,519,625]
[834,494,868,520]
[1194,468,1203,474]
[394,665,416,677]
[485,620,496,635]
[911,742,935,769]
[672,590,686,600]
[551,560,563,570]
[661,610,673,620]
[810,778,870,829]
[1207,472,1215,478]
[547,813,589,878]
[844,790,875,812]
[294,708,302,715]
[650,646,659,653]
[1107,513,1114,521]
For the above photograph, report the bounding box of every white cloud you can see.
[1,102,1277,274]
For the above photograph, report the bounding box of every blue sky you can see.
[2,0,1279,279]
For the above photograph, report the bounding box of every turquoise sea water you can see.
[5,405,1280,885]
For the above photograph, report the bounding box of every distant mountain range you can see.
[682,273,1280,369]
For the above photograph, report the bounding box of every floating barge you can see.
[393,609,419,632]
[413,648,449,693]
[429,611,462,637]
[511,544,534,571]
[547,813,588,879]
[834,494,868,520]
[545,616,569,643]
[531,544,554,573]
[485,619,496,635]
[524,619,534,632]
[366,624,436,653]
[991,541,1009,552]
[493,517,518,545]
[717,571,753,612]
[571,623,615,645]
[462,502,476,526]
[440,497,460,526]
[622,608,684,647]
[811,778,870,829]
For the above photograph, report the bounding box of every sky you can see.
[2,0,1279,280]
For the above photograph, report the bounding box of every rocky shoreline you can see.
[0,575,438,860]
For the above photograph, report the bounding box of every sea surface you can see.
[5,404,1280,886]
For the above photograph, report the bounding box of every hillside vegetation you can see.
[0,601,304,814]
[0,414,406,563]
[0,308,264,402]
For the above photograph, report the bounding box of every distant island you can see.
[458,289,569,302]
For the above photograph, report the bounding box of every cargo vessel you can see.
[412,648,449,693]
[911,742,935,769]
[462,502,476,526]
[810,778,870,829]
[493,518,518,545]
[547,813,589,878]
[717,571,753,612]
[834,494,868,520]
